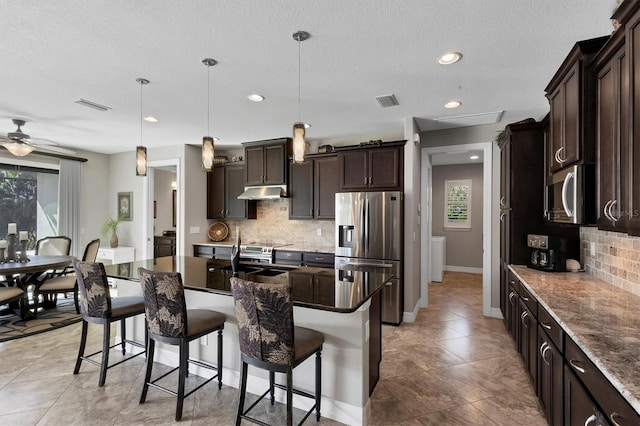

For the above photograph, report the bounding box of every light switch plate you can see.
[317,228,322,236]
[190,226,200,234]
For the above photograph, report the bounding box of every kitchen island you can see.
[105,256,392,425]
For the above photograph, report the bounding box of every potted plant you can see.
[101,217,122,248]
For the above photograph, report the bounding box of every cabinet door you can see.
[339,150,369,190]
[290,272,314,303]
[538,328,563,426]
[225,165,249,219]
[499,140,511,209]
[368,147,400,189]
[289,161,314,219]
[245,146,264,185]
[314,274,335,306]
[548,86,565,174]
[518,299,537,385]
[207,167,225,219]
[562,63,581,167]
[564,366,601,426]
[264,143,286,185]
[314,156,338,218]
[628,14,640,235]
[507,283,519,344]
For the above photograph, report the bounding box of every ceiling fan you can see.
[0,119,76,157]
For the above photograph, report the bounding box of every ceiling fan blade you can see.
[31,144,77,155]
[24,137,57,146]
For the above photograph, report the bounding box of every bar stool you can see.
[72,260,146,386]
[230,277,324,426]
[137,267,225,421]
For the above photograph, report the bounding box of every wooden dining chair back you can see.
[138,267,226,421]
[33,239,100,317]
[230,277,324,426]
[73,259,146,387]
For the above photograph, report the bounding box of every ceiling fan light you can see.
[3,142,34,157]
[136,145,147,176]
[202,136,215,171]
[292,123,306,163]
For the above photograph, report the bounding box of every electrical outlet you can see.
[190,226,200,234]
[590,241,596,256]
[317,228,322,236]
[365,320,370,342]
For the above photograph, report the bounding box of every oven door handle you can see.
[561,172,574,218]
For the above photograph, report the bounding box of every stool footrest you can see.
[145,358,221,399]
[80,339,146,369]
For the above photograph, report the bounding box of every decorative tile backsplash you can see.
[580,226,640,296]
[223,199,335,248]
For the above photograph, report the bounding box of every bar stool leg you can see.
[120,319,126,355]
[217,329,223,389]
[236,361,248,426]
[73,320,88,374]
[269,371,275,404]
[98,321,111,387]
[286,369,293,426]
[176,339,188,421]
[140,338,155,404]
[316,350,322,420]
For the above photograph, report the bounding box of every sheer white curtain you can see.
[58,159,82,257]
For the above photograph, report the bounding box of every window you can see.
[444,179,471,229]
[0,164,59,250]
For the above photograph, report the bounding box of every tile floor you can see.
[0,272,546,425]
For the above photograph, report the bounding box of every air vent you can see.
[375,94,399,108]
[75,98,112,112]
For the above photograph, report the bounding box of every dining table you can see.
[0,254,75,321]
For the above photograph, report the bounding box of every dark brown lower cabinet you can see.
[564,366,601,426]
[507,283,519,343]
[290,272,314,303]
[538,326,563,426]
[518,299,537,387]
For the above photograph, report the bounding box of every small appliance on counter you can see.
[527,234,566,272]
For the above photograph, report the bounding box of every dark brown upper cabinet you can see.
[289,154,338,219]
[337,141,404,191]
[243,138,292,186]
[207,163,256,220]
[545,36,609,178]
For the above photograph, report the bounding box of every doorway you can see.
[420,142,497,318]
[143,159,181,259]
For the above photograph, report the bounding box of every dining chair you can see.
[0,286,23,310]
[73,259,146,387]
[33,239,100,317]
[230,277,324,426]
[138,267,226,421]
[35,236,72,256]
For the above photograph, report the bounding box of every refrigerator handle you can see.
[365,198,370,253]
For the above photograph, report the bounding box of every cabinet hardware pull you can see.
[521,295,529,301]
[539,341,548,357]
[541,321,552,330]
[569,359,586,374]
[500,196,506,208]
[610,412,623,426]
[584,414,597,426]
[508,292,515,303]
[221,209,225,216]
[609,199,619,223]
[521,311,528,326]
[556,146,566,164]
[542,345,550,364]
[226,210,229,216]
[500,212,506,222]
[603,200,613,222]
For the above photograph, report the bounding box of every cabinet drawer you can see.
[303,252,334,267]
[214,246,232,260]
[538,304,563,352]
[565,337,640,425]
[194,245,214,258]
[155,237,174,246]
[518,282,537,319]
[275,250,303,263]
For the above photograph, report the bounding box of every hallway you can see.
[370,271,546,425]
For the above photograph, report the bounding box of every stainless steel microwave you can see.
[545,164,594,224]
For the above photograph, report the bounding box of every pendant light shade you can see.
[135,78,149,177]
[292,31,310,163]
[202,58,217,171]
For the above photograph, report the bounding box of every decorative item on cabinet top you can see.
[208,222,229,241]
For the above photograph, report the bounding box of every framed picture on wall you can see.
[118,192,133,221]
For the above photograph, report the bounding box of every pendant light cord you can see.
[139,80,143,145]
[297,36,301,123]
[207,64,211,136]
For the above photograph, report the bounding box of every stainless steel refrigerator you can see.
[335,191,403,324]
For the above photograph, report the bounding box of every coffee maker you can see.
[527,234,566,272]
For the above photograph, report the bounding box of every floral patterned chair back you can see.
[73,260,112,318]
[230,277,295,366]
[137,268,187,339]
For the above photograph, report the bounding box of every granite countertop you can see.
[105,256,390,313]
[194,241,334,254]
[509,265,640,413]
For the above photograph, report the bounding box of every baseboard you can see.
[402,300,420,323]
[489,307,503,319]
[445,265,483,274]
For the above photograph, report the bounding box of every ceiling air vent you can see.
[75,98,112,112]
[375,94,399,108]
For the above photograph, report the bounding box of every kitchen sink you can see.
[219,264,263,273]
[252,268,290,277]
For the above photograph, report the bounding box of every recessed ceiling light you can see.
[470,155,479,160]
[247,94,265,102]
[304,123,311,129]
[213,137,220,141]
[444,100,461,109]
[438,52,462,65]
[144,116,158,122]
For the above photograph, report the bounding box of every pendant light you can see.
[135,77,149,177]
[292,30,310,163]
[202,58,217,171]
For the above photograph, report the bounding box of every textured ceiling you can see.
[0,0,618,155]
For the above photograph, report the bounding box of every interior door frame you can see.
[142,158,181,259]
[420,141,497,317]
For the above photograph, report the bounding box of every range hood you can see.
[237,185,287,200]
